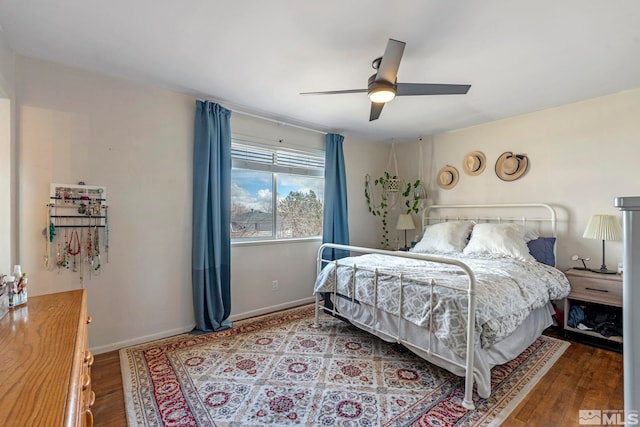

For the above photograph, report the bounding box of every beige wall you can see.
[0,28,14,96]
[0,98,10,274]
[16,55,196,353]
[398,89,640,271]
[343,136,389,248]
[0,29,14,274]
[13,55,388,353]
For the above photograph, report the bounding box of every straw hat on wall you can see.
[437,165,459,189]
[463,151,486,176]
[495,152,529,181]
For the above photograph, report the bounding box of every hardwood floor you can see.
[92,350,127,427]
[505,330,623,426]
[91,329,623,426]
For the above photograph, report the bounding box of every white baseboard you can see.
[91,296,316,355]
[228,296,315,322]
[90,325,195,355]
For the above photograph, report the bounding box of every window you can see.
[231,142,324,241]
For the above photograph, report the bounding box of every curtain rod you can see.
[197,98,328,136]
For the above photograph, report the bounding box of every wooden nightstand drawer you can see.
[566,273,622,307]
[570,276,622,307]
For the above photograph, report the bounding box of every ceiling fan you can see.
[301,38,471,121]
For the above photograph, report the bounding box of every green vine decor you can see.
[365,173,422,248]
[402,180,422,215]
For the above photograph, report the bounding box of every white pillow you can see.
[513,223,540,242]
[411,221,474,254]
[463,223,535,262]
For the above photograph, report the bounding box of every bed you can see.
[312,203,570,410]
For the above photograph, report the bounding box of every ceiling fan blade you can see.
[300,89,367,95]
[396,83,471,96]
[369,102,385,121]
[376,39,405,83]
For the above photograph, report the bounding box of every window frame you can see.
[230,139,325,244]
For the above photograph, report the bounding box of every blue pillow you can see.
[527,237,556,266]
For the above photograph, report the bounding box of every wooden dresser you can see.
[0,289,94,426]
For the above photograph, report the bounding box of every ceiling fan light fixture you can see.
[368,87,396,103]
[367,74,396,103]
[301,39,470,120]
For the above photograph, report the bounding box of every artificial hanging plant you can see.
[402,180,423,215]
[365,172,422,248]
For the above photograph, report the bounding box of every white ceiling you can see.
[1,0,639,143]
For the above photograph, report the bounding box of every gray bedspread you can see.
[314,253,570,357]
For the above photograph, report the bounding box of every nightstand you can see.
[563,268,623,344]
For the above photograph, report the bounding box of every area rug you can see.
[120,305,568,426]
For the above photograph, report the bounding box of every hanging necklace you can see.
[86,227,94,278]
[94,224,99,256]
[44,204,52,268]
[92,223,101,274]
[64,229,70,269]
[55,220,64,268]
[86,227,93,260]
[68,230,81,255]
[56,239,64,268]
[104,205,109,263]
[79,229,84,286]
[68,230,81,272]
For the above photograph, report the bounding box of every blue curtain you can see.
[192,100,232,332]
[322,133,350,260]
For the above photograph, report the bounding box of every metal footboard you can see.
[314,243,477,410]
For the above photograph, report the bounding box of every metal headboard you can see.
[422,203,557,237]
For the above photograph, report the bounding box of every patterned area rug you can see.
[120,305,568,426]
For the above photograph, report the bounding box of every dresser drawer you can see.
[566,272,622,307]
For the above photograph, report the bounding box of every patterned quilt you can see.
[314,253,570,357]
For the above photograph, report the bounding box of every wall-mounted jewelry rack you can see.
[45,183,109,286]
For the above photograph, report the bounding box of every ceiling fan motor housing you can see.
[368,74,396,102]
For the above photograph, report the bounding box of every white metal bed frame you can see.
[313,203,558,411]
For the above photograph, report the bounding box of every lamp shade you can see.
[396,214,416,231]
[582,214,622,241]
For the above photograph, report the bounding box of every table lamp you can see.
[396,214,416,250]
[582,214,622,274]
